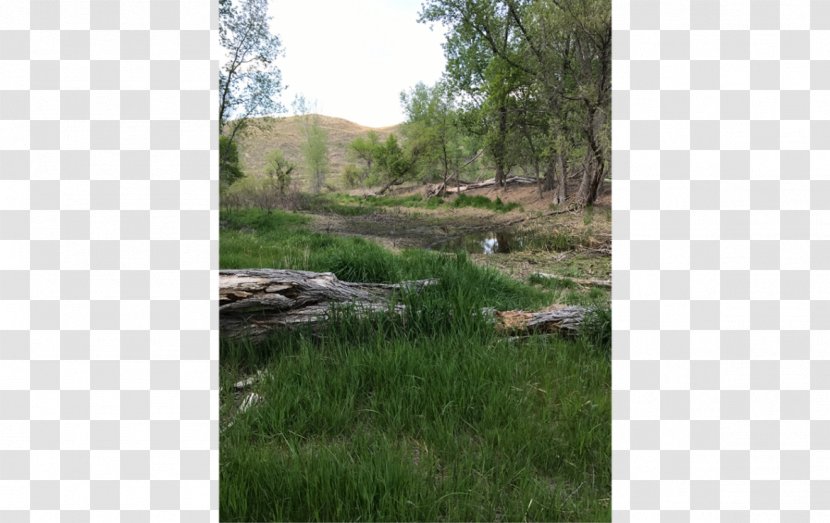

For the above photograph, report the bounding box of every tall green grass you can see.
[300,192,522,215]
[451,193,521,212]
[220,207,610,522]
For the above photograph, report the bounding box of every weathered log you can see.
[220,269,436,339]
[485,305,589,336]
[531,272,612,289]
[220,269,593,341]
[424,175,539,198]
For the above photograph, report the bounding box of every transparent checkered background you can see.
[0,1,218,521]
[614,0,828,521]
[2,0,828,521]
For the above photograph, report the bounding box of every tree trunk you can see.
[543,153,556,192]
[375,175,404,195]
[577,106,607,206]
[494,104,508,187]
[220,269,437,340]
[220,269,592,340]
[554,153,568,205]
[488,305,590,336]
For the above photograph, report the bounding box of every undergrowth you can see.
[298,192,523,215]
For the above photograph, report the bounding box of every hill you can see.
[233,115,400,188]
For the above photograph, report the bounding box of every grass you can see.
[452,193,522,213]
[220,207,610,522]
[527,273,610,308]
[299,192,522,216]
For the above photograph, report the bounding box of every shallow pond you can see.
[429,230,527,254]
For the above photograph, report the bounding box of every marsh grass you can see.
[220,208,610,522]
[298,192,522,215]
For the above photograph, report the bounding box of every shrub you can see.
[580,306,611,355]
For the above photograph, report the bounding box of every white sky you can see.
[269,0,447,128]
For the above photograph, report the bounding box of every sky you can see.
[269,0,447,128]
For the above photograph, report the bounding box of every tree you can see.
[373,134,415,195]
[264,149,295,196]
[219,135,244,187]
[303,118,329,194]
[219,0,284,177]
[347,131,381,190]
[400,81,469,193]
[419,0,611,205]
[419,1,525,188]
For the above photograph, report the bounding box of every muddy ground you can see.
[307,184,611,283]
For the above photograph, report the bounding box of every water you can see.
[429,230,525,254]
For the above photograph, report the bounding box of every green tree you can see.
[373,134,415,195]
[290,95,330,194]
[347,131,381,189]
[219,135,244,187]
[400,81,468,192]
[264,149,295,195]
[219,0,284,165]
[303,118,329,194]
[419,0,611,205]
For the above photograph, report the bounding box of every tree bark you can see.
[554,153,568,205]
[375,175,405,195]
[531,272,611,289]
[488,305,590,336]
[220,269,436,339]
[494,104,508,187]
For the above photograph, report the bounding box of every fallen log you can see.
[220,269,437,339]
[531,272,612,289]
[486,305,589,335]
[220,269,592,341]
[424,175,539,198]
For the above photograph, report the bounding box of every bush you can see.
[580,306,611,355]
[220,136,244,186]
[264,149,295,196]
[452,194,521,213]
[342,164,363,188]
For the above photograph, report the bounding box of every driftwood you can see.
[531,272,612,289]
[425,175,539,198]
[220,269,437,339]
[486,305,589,335]
[220,269,591,341]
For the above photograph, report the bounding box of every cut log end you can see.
[492,304,589,336]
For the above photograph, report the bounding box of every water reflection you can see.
[432,229,521,254]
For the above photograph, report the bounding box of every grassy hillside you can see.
[234,115,400,188]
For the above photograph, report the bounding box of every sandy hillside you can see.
[233,115,399,186]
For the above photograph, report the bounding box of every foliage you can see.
[341,164,363,188]
[341,131,382,189]
[418,0,611,204]
[451,194,521,212]
[298,192,521,215]
[223,176,282,213]
[219,0,284,145]
[372,134,415,191]
[304,121,329,194]
[219,135,245,187]
[400,81,474,187]
[264,149,295,196]
[580,305,612,355]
